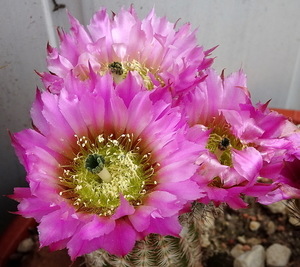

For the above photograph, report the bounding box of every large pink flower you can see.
[39,6,215,97]
[10,72,205,259]
[181,69,300,208]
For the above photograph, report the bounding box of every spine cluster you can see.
[84,202,218,267]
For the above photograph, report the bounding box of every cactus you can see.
[84,202,221,267]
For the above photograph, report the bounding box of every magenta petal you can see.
[243,183,276,199]
[10,188,58,222]
[225,188,249,209]
[66,215,116,259]
[112,194,135,220]
[98,219,137,257]
[30,90,49,135]
[58,90,89,137]
[38,205,80,247]
[9,187,32,200]
[186,124,210,146]
[196,152,229,182]
[156,180,202,202]
[255,187,287,204]
[143,215,182,237]
[206,186,228,202]
[78,215,115,240]
[11,129,49,172]
[17,197,58,222]
[221,109,264,140]
[128,205,156,232]
[67,216,117,260]
[232,147,262,182]
[68,236,104,260]
[23,146,61,177]
[77,89,106,138]
[116,72,146,107]
[275,184,300,200]
[48,238,71,251]
[47,47,74,77]
[57,29,79,67]
[126,92,154,137]
[145,191,181,217]
[259,160,285,179]
[67,12,92,46]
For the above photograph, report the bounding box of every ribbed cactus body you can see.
[84,202,210,267]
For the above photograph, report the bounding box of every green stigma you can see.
[85,154,112,183]
[85,154,105,174]
[108,62,124,75]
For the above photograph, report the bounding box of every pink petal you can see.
[66,215,116,259]
[10,189,58,222]
[8,187,32,200]
[30,89,49,134]
[156,180,202,202]
[58,90,89,136]
[143,215,182,237]
[78,215,115,240]
[38,204,80,247]
[128,205,156,232]
[232,147,262,182]
[145,191,181,217]
[112,194,135,220]
[97,219,137,257]
[48,238,71,251]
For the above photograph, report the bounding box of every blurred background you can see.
[1,0,300,235]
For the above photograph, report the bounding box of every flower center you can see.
[59,134,158,216]
[105,61,165,90]
[208,176,223,188]
[206,117,245,166]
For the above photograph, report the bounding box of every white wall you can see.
[1,0,300,234]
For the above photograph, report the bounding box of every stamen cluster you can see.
[59,134,157,216]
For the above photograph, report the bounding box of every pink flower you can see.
[38,6,215,97]
[249,159,300,204]
[242,108,300,204]
[10,72,204,259]
[181,69,300,208]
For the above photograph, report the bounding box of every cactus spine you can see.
[84,202,216,267]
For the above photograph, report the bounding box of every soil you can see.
[5,198,300,267]
[202,198,300,267]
